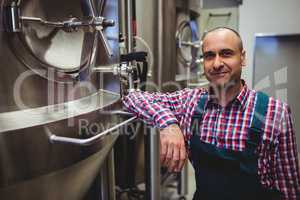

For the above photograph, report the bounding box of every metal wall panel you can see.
[253,34,300,152]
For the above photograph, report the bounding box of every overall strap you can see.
[192,93,208,124]
[248,91,270,145]
[194,93,208,117]
[241,91,269,174]
[190,93,208,168]
[198,94,208,113]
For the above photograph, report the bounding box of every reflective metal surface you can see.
[0,106,121,186]
[0,133,119,200]
[0,0,122,199]
[0,89,120,133]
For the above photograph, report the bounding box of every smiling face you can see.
[202,29,246,88]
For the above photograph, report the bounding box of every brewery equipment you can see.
[0,0,134,199]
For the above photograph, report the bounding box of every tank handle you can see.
[46,116,136,146]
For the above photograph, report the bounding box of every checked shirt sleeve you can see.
[273,104,300,200]
[122,88,194,129]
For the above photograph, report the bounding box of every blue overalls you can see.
[190,92,281,200]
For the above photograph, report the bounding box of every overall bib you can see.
[190,92,281,200]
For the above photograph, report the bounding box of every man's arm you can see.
[122,89,193,128]
[122,88,198,171]
[274,104,300,200]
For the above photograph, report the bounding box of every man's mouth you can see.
[210,72,228,76]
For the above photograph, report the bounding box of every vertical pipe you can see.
[149,128,160,199]
[124,0,135,91]
[99,160,109,200]
[107,149,116,200]
[118,0,126,42]
[7,3,21,32]
[99,148,117,200]
[178,164,189,196]
[157,0,163,88]
[152,0,163,88]
[125,0,133,53]
[152,0,177,90]
[145,127,160,200]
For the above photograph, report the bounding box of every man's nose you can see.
[213,55,224,70]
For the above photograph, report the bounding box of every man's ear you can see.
[241,50,246,67]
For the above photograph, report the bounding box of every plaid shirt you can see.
[122,83,300,200]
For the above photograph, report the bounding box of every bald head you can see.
[202,27,244,52]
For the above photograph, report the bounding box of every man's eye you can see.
[203,52,215,60]
[220,50,234,57]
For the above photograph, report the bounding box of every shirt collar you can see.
[235,80,250,110]
[207,80,250,110]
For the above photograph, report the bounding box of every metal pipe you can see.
[98,28,114,57]
[93,66,116,73]
[156,0,163,87]
[109,110,133,116]
[20,16,63,27]
[48,116,137,146]
[124,0,135,91]
[100,160,109,200]
[178,164,189,196]
[107,148,116,200]
[125,0,133,53]
[127,71,134,91]
[145,127,160,200]
[99,148,116,200]
[4,2,22,32]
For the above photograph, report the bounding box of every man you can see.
[123,27,300,200]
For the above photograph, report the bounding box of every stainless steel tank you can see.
[0,0,127,199]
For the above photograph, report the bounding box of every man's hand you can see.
[160,124,187,172]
